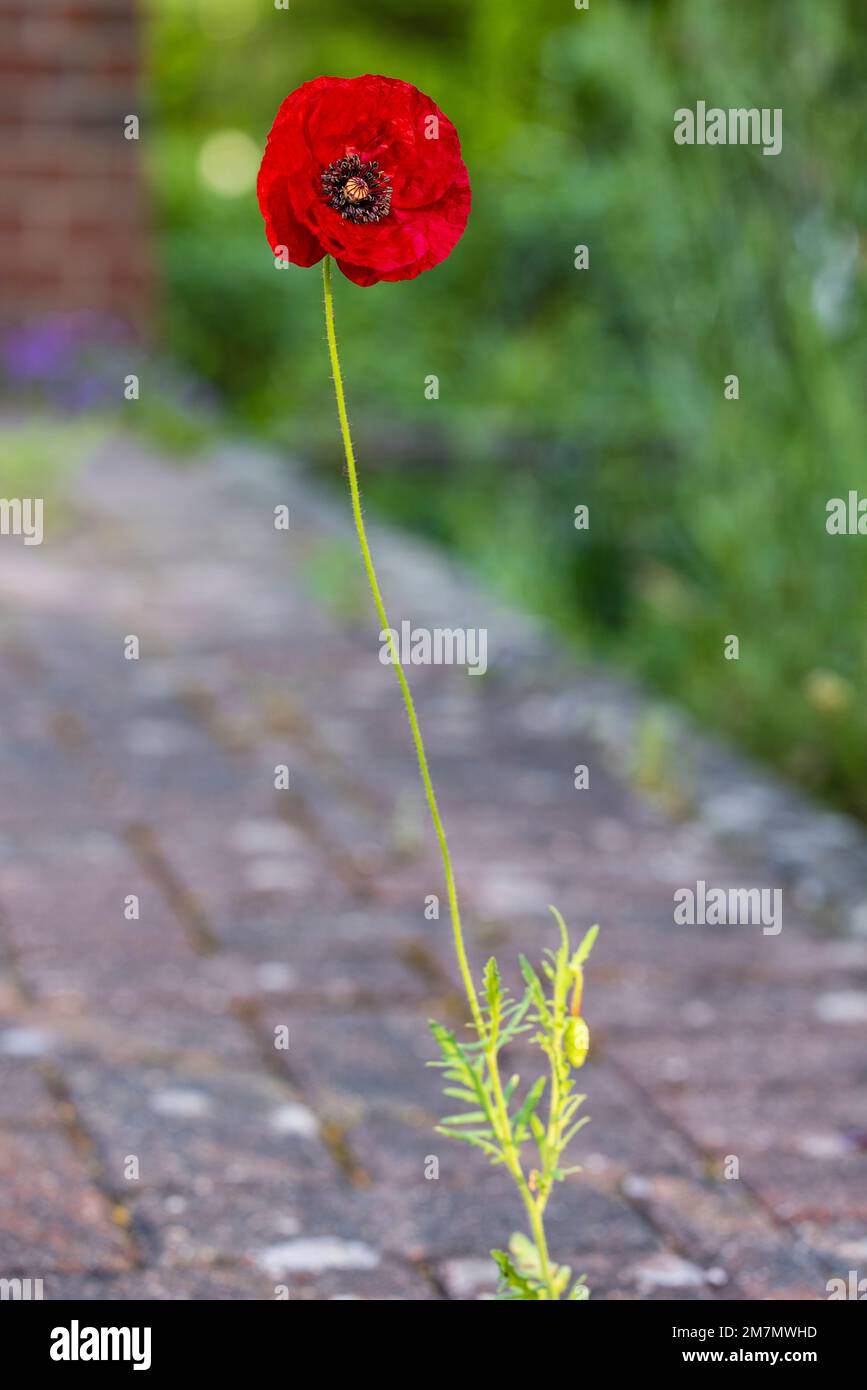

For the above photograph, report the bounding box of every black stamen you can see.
[321,153,393,224]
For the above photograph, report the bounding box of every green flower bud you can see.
[564,1016,589,1068]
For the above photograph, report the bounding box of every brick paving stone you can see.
[262,1006,446,1119]
[41,1267,278,1300]
[435,1248,719,1301]
[400,1171,660,1268]
[138,814,350,938]
[652,1083,867,1161]
[17,1000,261,1069]
[0,442,865,1299]
[64,1058,331,1187]
[243,941,427,1009]
[611,1026,866,1093]
[0,1058,55,1128]
[619,1172,830,1296]
[130,1178,334,1272]
[284,1263,437,1300]
[742,1153,867,1225]
[0,1128,131,1274]
[793,1219,867,1271]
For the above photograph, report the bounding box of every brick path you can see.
[0,438,864,1300]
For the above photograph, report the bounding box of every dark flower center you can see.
[321,154,392,224]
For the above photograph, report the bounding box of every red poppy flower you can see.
[257,74,471,287]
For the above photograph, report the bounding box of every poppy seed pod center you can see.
[321,153,393,224]
[344,176,369,203]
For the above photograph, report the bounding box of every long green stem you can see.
[322,256,483,1039]
[322,255,558,1300]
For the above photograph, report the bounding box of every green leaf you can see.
[563,1115,591,1146]
[547,904,570,955]
[435,1127,501,1158]
[429,1019,460,1061]
[438,1111,489,1126]
[491,1248,542,1300]
[498,988,533,1047]
[512,1075,546,1136]
[519,955,550,1023]
[571,923,599,969]
[483,956,501,1010]
[518,954,540,990]
[561,1093,586,1120]
[460,1058,491,1104]
[509,1231,541,1274]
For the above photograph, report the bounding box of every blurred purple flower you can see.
[1,310,217,421]
[1,311,134,411]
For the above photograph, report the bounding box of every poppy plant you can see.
[258,75,597,1301]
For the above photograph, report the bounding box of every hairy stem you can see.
[494,1074,556,1297]
[322,256,483,1039]
[322,255,559,1299]
[524,1188,556,1298]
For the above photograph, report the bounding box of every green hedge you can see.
[148,0,867,816]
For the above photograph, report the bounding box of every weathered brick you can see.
[0,1128,131,1273]
[0,443,863,1301]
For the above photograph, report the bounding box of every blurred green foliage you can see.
[0,419,106,509]
[147,0,867,816]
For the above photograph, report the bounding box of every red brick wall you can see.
[0,0,153,333]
